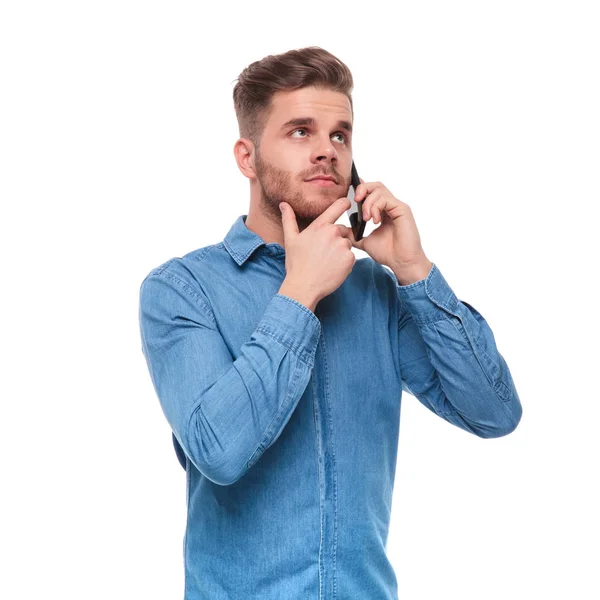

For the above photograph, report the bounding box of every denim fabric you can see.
[138,214,522,599]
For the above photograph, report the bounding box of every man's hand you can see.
[350,178,433,284]
[279,197,356,307]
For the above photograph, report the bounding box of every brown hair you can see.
[232,46,354,153]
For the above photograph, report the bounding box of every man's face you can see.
[252,86,353,231]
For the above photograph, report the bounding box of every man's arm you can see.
[138,266,321,485]
[393,263,522,438]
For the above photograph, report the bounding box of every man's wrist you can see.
[278,278,319,313]
[393,258,433,286]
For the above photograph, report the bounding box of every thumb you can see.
[279,202,299,240]
[349,228,365,251]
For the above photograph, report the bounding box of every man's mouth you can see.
[306,175,337,183]
[306,178,336,187]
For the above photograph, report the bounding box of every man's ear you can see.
[233,138,256,179]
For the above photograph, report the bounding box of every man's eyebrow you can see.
[280,117,353,134]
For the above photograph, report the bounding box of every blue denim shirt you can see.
[138,214,522,600]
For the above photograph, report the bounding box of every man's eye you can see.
[290,129,347,143]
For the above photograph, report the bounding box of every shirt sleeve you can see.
[138,267,321,485]
[394,262,523,438]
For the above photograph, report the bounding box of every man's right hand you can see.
[279,197,356,308]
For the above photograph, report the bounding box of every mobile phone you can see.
[346,161,366,242]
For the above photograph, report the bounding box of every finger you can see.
[364,198,378,223]
[351,231,365,250]
[334,225,353,253]
[335,221,355,242]
[279,202,299,239]
[362,190,381,219]
[335,224,352,238]
[355,184,365,202]
[357,177,365,201]
[355,178,381,203]
[313,197,352,227]
[355,179,369,202]
[344,225,364,250]
[373,204,381,224]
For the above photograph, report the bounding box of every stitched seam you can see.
[246,360,305,472]
[152,269,217,327]
[450,316,513,405]
[275,293,321,324]
[319,330,338,599]
[311,371,324,600]
[398,308,455,328]
[188,245,215,265]
[255,325,314,367]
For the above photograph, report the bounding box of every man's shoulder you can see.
[140,242,227,287]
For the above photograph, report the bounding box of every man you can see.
[138,46,522,600]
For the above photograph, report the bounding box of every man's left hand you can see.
[346,178,433,285]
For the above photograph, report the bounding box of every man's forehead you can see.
[271,88,352,125]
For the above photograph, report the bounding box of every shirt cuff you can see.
[255,294,322,367]
[396,262,460,324]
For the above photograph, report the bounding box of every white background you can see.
[2,1,598,598]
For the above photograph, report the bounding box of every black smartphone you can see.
[346,161,366,241]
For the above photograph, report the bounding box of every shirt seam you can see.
[150,268,218,327]
[255,324,315,368]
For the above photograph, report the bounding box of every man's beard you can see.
[254,149,344,232]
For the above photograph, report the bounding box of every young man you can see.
[138,46,522,600]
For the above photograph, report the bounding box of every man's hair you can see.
[232,46,354,153]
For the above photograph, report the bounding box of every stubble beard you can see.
[254,149,342,232]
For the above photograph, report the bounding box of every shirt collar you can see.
[223,214,285,266]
